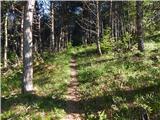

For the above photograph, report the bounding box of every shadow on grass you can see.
[75,48,98,58]
[78,69,104,84]
[1,94,66,113]
[1,93,112,114]
[77,58,116,68]
[114,83,160,102]
[2,83,160,114]
[1,70,22,95]
[76,46,160,69]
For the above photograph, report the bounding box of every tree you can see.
[51,1,55,51]
[136,1,144,52]
[76,1,102,55]
[4,12,8,68]
[96,1,102,55]
[20,6,24,59]
[22,0,35,93]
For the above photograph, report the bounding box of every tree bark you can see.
[96,1,102,55]
[136,1,144,52]
[110,1,115,39]
[21,7,24,60]
[38,15,42,53]
[4,12,8,68]
[22,0,35,93]
[51,2,55,51]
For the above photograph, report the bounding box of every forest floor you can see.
[1,41,160,120]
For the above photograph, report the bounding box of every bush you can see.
[101,29,134,53]
[101,28,113,52]
[113,32,133,52]
[8,51,19,64]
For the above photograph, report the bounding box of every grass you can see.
[74,41,160,120]
[1,50,72,120]
[1,41,160,120]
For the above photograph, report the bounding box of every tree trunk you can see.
[21,7,24,60]
[61,29,65,50]
[51,2,55,51]
[38,15,42,53]
[89,13,91,44]
[22,0,35,93]
[136,1,144,52]
[110,1,115,39]
[4,13,8,68]
[96,1,102,55]
[101,20,104,38]
[115,3,118,41]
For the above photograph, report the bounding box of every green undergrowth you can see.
[1,41,160,120]
[1,50,72,120]
[75,41,160,120]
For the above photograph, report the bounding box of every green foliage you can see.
[113,32,133,51]
[86,111,108,120]
[7,51,19,64]
[101,28,134,53]
[76,41,160,120]
[1,35,160,120]
[1,51,71,119]
[143,1,160,40]
[101,28,113,52]
[67,42,73,49]
[122,32,133,48]
[78,68,104,84]
[1,67,22,96]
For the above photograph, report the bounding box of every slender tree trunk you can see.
[96,1,102,55]
[4,13,8,68]
[22,0,35,93]
[58,27,62,51]
[115,17,118,41]
[54,37,57,52]
[21,7,24,60]
[110,1,114,39]
[115,3,118,41]
[51,2,55,51]
[101,20,104,38]
[64,27,67,49]
[61,29,64,50]
[89,13,91,44]
[38,15,42,53]
[84,31,88,45]
[66,25,69,48]
[136,1,144,52]
[121,16,124,36]
[64,30,66,49]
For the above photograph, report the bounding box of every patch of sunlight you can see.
[145,41,158,51]
[53,108,66,120]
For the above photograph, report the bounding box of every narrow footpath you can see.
[62,56,82,120]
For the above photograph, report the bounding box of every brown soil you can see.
[62,57,82,120]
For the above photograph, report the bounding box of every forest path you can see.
[62,56,82,120]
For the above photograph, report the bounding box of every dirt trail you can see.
[62,57,82,120]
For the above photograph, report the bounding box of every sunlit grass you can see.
[76,42,160,119]
[1,41,160,119]
[1,51,72,120]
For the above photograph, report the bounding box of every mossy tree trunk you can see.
[136,1,144,52]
